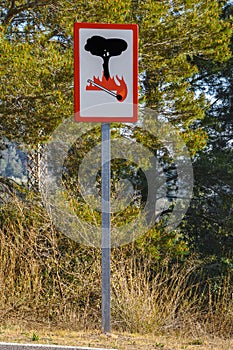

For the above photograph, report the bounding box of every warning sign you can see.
[74,22,138,122]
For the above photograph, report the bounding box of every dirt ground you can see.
[0,324,232,350]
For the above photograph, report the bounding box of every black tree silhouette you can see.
[85,36,128,80]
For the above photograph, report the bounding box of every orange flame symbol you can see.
[86,72,128,102]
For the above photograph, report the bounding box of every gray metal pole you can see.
[101,122,111,333]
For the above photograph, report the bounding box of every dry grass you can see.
[111,254,233,337]
[0,191,232,342]
[111,257,199,333]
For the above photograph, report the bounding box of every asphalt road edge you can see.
[0,343,117,350]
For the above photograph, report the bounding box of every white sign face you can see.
[74,23,138,122]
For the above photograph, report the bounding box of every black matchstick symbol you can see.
[87,79,123,101]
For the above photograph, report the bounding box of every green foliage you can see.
[1,0,232,152]
[133,226,189,261]
[0,29,73,145]
[31,332,39,341]
[183,135,233,273]
[138,1,231,112]
[181,3,233,273]
[1,0,232,259]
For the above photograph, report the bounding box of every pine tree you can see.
[181,1,233,268]
[0,0,232,153]
[0,1,232,260]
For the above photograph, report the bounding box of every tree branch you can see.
[2,0,53,25]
